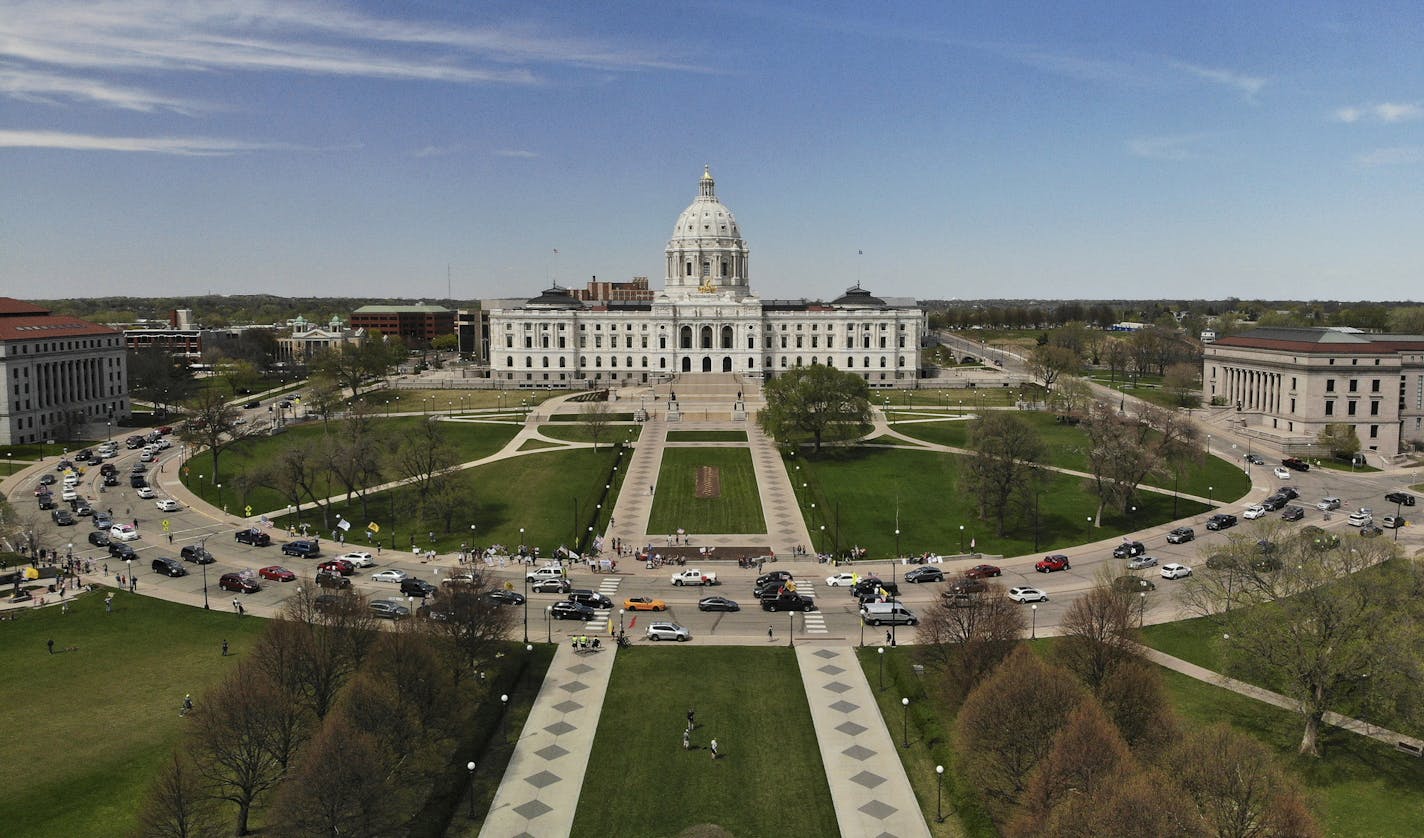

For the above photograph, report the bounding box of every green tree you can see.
[1317,422,1361,460]
[1386,305,1424,334]
[431,333,458,352]
[757,365,872,452]
[127,345,198,412]
[177,387,255,484]
[1163,362,1202,408]
[1027,344,1079,392]
[964,413,1044,536]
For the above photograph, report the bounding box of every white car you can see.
[1273,467,1291,480]
[371,569,408,583]
[61,488,79,501]
[156,438,172,450]
[526,566,565,582]
[110,524,140,542]
[645,622,692,642]
[1346,511,1372,527]
[338,551,376,568]
[155,499,180,512]
[1160,563,1193,580]
[136,486,157,499]
[1007,586,1048,603]
[1242,504,1266,520]
[825,572,857,587]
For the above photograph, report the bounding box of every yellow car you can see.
[624,596,668,612]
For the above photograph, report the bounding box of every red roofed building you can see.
[0,298,129,445]
[1204,327,1424,459]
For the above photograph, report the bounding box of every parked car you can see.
[697,595,740,612]
[400,578,437,598]
[281,540,320,558]
[963,563,1002,578]
[1317,497,1342,511]
[1127,555,1159,570]
[337,551,376,567]
[1281,506,1305,521]
[761,592,816,612]
[948,578,988,595]
[1206,514,1237,531]
[235,528,271,546]
[371,569,408,584]
[1007,586,1048,603]
[1360,523,1384,538]
[1112,541,1146,558]
[1242,505,1266,520]
[1385,491,1417,507]
[646,622,692,641]
[1273,467,1292,480]
[154,499,180,512]
[1245,453,1264,465]
[1112,575,1156,593]
[88,530,110,547]
[532,577,572,594]
[318,559,355,575]
[904,566,944,583]
[568,590,614,609]
[151,557,186,577]
[218,572,260,593]
[1035,554,1071,573]
[316,570,352,589]
[243,400,261,409]
[369,599,410,620]
[180,545,214,564]
[550,601,596,621]
[259,565,296,582]
[1160,563,1193,580]
[624,596,668,612]
[1346,511,1372,527]
[1381,515,1405,529]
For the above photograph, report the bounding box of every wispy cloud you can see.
[1355,146,1424,166]
[493,149,538,159]
[0,129,295,155]
[1126,133,1213,161]
[412,144,464,158]
[1171,61,1266,100]
[1335,102,1423,124]
[0,64,207,113]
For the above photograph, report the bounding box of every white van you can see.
[860,602,918,626]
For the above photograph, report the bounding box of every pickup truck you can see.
[670,568,718,586]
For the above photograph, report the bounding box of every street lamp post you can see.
[935,764,945,822]
[1140,590,1147,626]
[878,646,885,690]
[200,536,211,609]
[788,610,794,647]
[958,524,965,554]
[466,761,477,819]
[1031,603,1038,639]
[1208,485,1214,506]
[125,557,134,592]
[901,697,910,748]
[546,605,552,643]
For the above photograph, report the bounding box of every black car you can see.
[129,475,147,489]
[697,595,741,612]
[904,566,944,583]
[1260,494,1287,512]
[179,545,214,564]
[1244,453,1264,465]
[1281,457,1310,471]
[1166,527,1195,544]
[761,593,816,612]
[1112,541,1146,559]
[1281,505,1305,521]
[235,529,271,547]
[1279,487,1300,501]
[39,473,56,485]
[73,502,93,516]
[483,589,525,606]
[851,578,899,599]
[88,531,110,547]
[1206,514,1238,531]
[755,570,794,587]
[1385,491,1417,507]
[37,495,56,511]
[753,577,793,598]
[568,590,613,609]
[281,540,320,558]
[315,570,352,589]
[51,509,75,526]
[108,542,137,559]
[243,400,261,409]
[151,557,187,577]
[99,463,117,475]
[400,578,437,598]
[102,474,120,487]
[550,601,596,621]
[948,578,989,595]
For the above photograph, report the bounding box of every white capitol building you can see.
[486,168,925,387]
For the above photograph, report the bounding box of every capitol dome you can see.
[664,166,751,298]
[671,166,742,241]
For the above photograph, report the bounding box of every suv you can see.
[646,622,692,642]
[526,566,566,583]
[1166,526,1195,544]
[568,590,613,609]
[370,599,410,620]
[1260,494,1287,512]
[151,557,187,577]
[399,578,437,598]
[235,528,271,546]
[1035,554,1071,573]
[1385,491,1417,507]
[1316,497,1342,511]
[1111,541,1145,559]
[281,540,320,558]
[1281,457,1310,471]
[851,578,899,599]
[180,545,214,564]
[316,570,352,589]
[218,573,260,593]
[51,509,75,526]
[761,592,815,612]
[1206,514,1237,531]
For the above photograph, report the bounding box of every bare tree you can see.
[388,417,456,505]
[1083,399,1197,523]
[191,661,291,835]
[1027,344,1080,392]
[1164,724,1321,837]
[176,387,256,482]
[1058,584,1138,689]
[280,586,377,719]
[916,584,1024,699]
[963,413,1045,536]
[581,398,612,450]
[325,404,388,518]
[266,714,407,838]
[132,753,221,838]
[421,575,516,685]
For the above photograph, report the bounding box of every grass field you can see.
[877,387,1040,410]
[788,447,1210,558]
[647,447,766,534]
[665,429,748,442]
[570,647,838,838]
[537,423,642,444]
[349,388,570,412]
[0,592,268,838]
[179,417,520,514]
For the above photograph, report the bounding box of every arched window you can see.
[701,326,713,349]
[864,356,871,368]
[558,357,565,367]
[846,357,854,368]
[680,326,692,349]
[721,325,733,349]
[541,357,549,368]
[506,356,514,367]
[721,261,729,277]
[525,357,532,368]
[610,356,617,367]
[626,356,633,367]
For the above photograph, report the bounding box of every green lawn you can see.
[1,440,99,459]
[537,423,642,444]
[665,429,748,442]
[879,387,1042,409]
[570,647,838,838]
[647,447,766,534]
[0,592,269,838]
[349,387,571,412]
[1314,459,1383,473]
[788,447,1210,558]
[180,417,520,515]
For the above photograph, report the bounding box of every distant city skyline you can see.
[3,2,1422,302]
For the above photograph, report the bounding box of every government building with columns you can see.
[485,168,925,387]
[1204,327,1424,458]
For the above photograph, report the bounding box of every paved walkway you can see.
[797,645,931,838]
[480,643,617,838]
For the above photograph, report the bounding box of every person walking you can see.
[767,625,774,643]
[180,694,193,717]
[221,639,229,656]
[710,738,719,760]
[47,638,54,655]
[687,708,696,729]
[682,729,691,750]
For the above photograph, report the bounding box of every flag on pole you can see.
[367,522,381,533]
[337,519,351,531]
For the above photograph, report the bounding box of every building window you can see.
[1370,400,1380,416]
[1371,379,1381,392]
[1347,401,1357,416]
[1325,380,1335,393]
[1325,400,1334,416]
[1370,424,1379,438]
[1348,379,1357,392]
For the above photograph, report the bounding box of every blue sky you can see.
[2,1,1422,303]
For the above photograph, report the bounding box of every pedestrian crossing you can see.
[587,576,622,631]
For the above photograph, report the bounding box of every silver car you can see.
[1127,555,1159,570]
[645,622,691,642]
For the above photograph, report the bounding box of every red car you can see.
[318,559,355,576]
[1035,554,1071,573]
[964,564,1002,579]
[259,565,296,582]
[158,426,173,435]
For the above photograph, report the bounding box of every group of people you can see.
[570,634,601,651]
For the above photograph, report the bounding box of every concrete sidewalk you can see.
[480,643,617,838]
[797,645,931,838]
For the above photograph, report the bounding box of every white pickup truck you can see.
[670,568,718,586]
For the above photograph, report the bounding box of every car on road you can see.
[371,569,409,584]
[36,495,55,511]
[761,592,816,612]
[369,599,410,620]
[316,570,352,589]
[151,557,187,577]
[1346,511,1372,527]
[242,400,261,409]
[61,488,79,502]
[1245,453,1265,465]
[756,570,794,586]
[532,578,573,594]
[1280,487,1300,500]
[624,596,668,612]
[482,589,524,606]
[1360,523,1384,538]
[526,566,566,582]
[135,486,156,498]
[88,531,109,547]
[102,474,119,487]
[1112,541,1146,558]
[337,551,375,567]
[568,590,613,609]
[1261,494,1288,512]
[1273,467,1292,480]
[646,622,692,641]
[38,473,56,486]
[824,572,857,587]
[671,568,718,586]
[154,499,180,512]
[219,572,261,593]
[860,602,918,626]
[51,509,75,526]
[180,545,214,564]
[400,578,437,598]
[1281,457,1310,471]
[110,523,139,541]
[1113,575,1156,593]
[1385,491,1416,507]
[1007,586,1048,603]
[281,540,320,558]
[963,563,1002,578]
[1382,515,1405,529]
[1317,497,1342,511]
[1127,555,1159,570]
[697,595,740,612]
[551,601,596,621]
[904,566,944,583]
[1281,506,1305,521]
[754,575,796,597]
[74,502,93,517]
[259,565,296,582]
[1160,563,1193,580]
[317,559,355,575]
[1035,554,1071,573]
[1242,505,1266,520]
[235,528,271,546]
[1206,514,1237,531]
[108,542,137,560]
[851,578,899,599]
[948,578,988,596]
